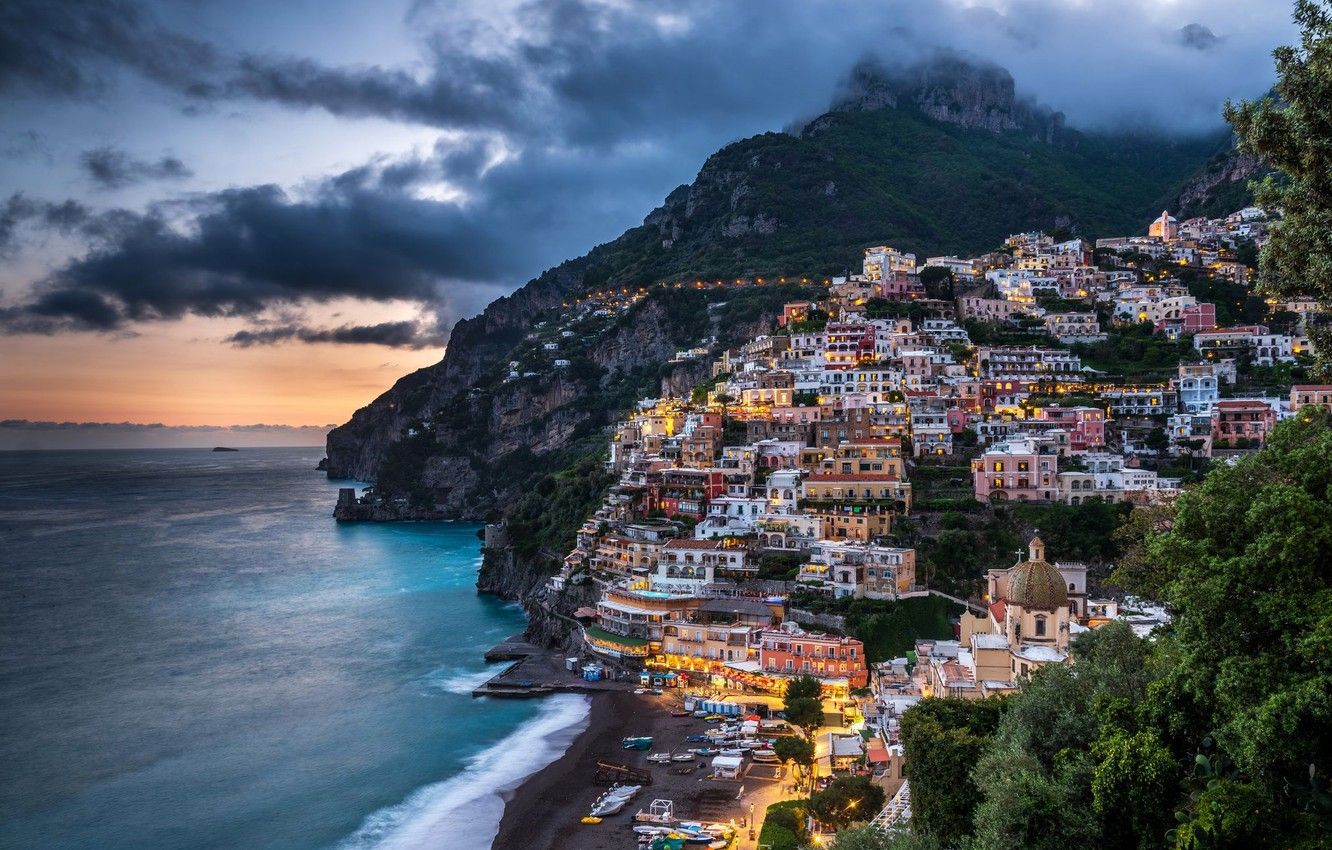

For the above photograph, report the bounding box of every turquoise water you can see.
[0,448,587,850]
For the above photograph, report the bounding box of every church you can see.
[959,536,1080,693]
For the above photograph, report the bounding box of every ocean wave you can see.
[332,693,591,850]
[420,665,500,695]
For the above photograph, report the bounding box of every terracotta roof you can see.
[662,538,724,550]
[989,600,1007,624]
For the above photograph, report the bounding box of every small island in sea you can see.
[211,446,240,452]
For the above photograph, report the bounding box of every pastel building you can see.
[1291,385,1332,413]
[1211,399,1277,448]
[972,438,1059,502]
[759,622,868,691]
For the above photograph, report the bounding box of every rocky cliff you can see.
[828,55,1066,143]
[1175,143,1264,219]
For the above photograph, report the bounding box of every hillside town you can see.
[496,204,1329,846]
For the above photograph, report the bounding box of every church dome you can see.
[1008,536,1068,610]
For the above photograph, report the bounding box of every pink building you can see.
[877,273,926,302]
[972,439,1059,502]
[946,408,969,433]
[1210,400,1276,449]
[825,323,877,366]
[1036,406,1105,451]
[1156,302,1217,337]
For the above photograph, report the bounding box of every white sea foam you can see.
[332,693,591,850]
[421,665,500,695]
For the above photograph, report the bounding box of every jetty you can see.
[472,635,636,699]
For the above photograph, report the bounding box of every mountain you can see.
[325,57,1252,519]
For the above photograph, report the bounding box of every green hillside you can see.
[569,105,1233,290]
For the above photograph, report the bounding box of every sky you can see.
[0,0,1298,448]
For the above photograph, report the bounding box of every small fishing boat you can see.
[691,747,720,756]
[623,736,654,750]
[751,749,779,763]
[670,709,690,717]
[685,734,709,742]
[671,752,695,761]
[719,748,744,757]
[646,752,673,764]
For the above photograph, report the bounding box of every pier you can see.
[473,635,637,699]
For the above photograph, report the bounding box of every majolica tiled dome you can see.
[1009,536,1068,610]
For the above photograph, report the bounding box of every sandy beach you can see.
[493,690,787,850]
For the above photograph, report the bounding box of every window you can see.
[1034,616,1047,637]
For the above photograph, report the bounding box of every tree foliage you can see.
[808,776,887,831]
[773,734,815,770]
[899,698,1005,846]
[1226,0,1332,376]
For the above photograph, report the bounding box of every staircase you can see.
[867,780,912,834]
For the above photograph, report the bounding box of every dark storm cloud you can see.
[0,0,1289,348]
[0,193,92,256]
[1,137,621,336]
[81,147,193,189]
[0,0,219,98]
[225,320,445,349]
[1178,23,1223,51]
[1,180,504,333]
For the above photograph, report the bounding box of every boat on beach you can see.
[671,752,695,761]
[646,752,673,764]
[623,736,654,750]
[590,797,628,816]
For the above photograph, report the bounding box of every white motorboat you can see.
[671,752,696,761]
[719,747,745,757]
[590,797,627,817]
[751,749,779,763]
[599,784,641,802]
[646,752,673,764]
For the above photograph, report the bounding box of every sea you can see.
[0,447,590,850]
